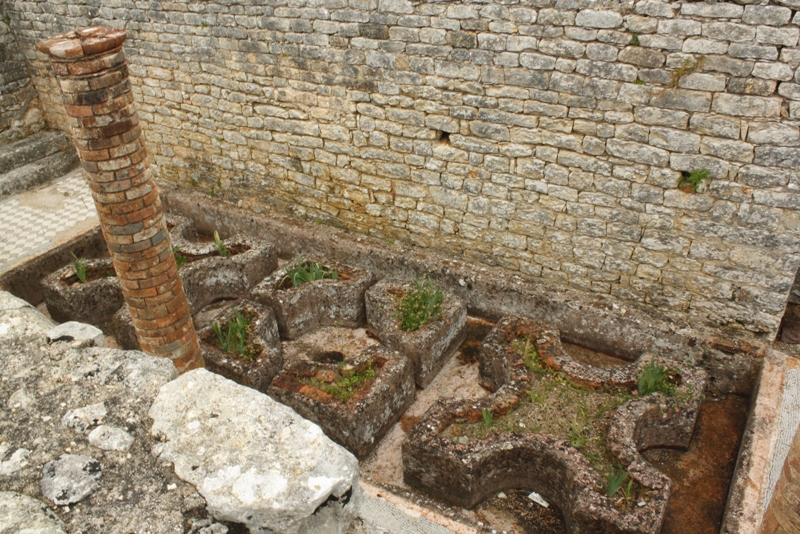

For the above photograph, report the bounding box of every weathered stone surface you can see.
[150,369,361,534]
[253,256,374,340]
[0,447,30,476]
[0,491,65,534]
[198,299,283,394]
[61,402,107,433]
[269,344,415,459]
[40,259,123,328]
[366,279,467,388]
[40,454,102,506]
[46,321,104,347]
[15,0,800,342]
[0,290,201,533]
[87,425,135,452]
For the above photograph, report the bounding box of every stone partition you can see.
[6,0,800,337]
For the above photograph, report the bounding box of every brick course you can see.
[38,27,202,373]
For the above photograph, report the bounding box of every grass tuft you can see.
[397,277,444,332]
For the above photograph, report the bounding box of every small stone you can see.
[0,447,30,476]
[47,322,105,347]
[41,454,102,506]
[0,491,66,534]
[528,491,549,508]
[88,425,135,452]
[8,387,34,410]
[62,402,107,433]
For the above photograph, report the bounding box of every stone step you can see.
[0,130,74,175]
[0,149,80,200]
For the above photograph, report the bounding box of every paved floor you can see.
[0,168,97,274]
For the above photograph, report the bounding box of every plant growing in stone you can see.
[282,259,339,288]
[213,231,229,258]
[307,361,377,403]
[638,361,676,396]
[211,309,255,360]
[72,253,88,283]
[481,408,493,429]
[677,168,709,193]
[172,246,187,268]
[606,468,628,499]
[397,277,443,331]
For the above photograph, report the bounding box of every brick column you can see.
[38,27,203,373]
[761,426,800,533]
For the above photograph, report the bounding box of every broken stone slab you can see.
[46,321,104,348]
[7,387,35,410]
[149,368,361,534]
[366,279,467,388]
[198,299,283,394]
[0,491,66,534]
[253,256,375,340]
[40,258,123,328]
[88,425,135,452]
[61,402,106,433]
[269,344,415,458]
[41,454,102,506]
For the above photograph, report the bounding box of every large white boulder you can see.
[149,369,361,534]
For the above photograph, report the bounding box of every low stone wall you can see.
[6,0,800,337]
[0,3,43,144]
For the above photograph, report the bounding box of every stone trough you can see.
[403,315,707,534]
[366,279,467,388]
[269,344,415,459]
[253,256,374,340]
[40,258,123,329]
[197,299,283,394]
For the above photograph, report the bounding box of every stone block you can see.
[0,492,66,534]
[269,344,414,458]
[40,258,123,329]
[575,9,623,29]
[150,369,361,534]
[712,93,781,117]
[253,257,374,340]
[198,300,283,394]
[366,279,467,388]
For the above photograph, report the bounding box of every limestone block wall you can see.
[0,1,43,143]
[6,0,800,337]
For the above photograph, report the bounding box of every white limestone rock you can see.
[46,321,104,347]
[61,402,106,433]
[0,491,66,534]
[88,425,135,452]
[149,369,361,534]
[41,454,102,506]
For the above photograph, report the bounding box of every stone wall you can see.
[0,0,43,143]
[5,0,800,337]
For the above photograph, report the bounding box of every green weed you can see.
[211,309,255,360]
[72,253,88,283]
[213,231,229,258]
[482,408,494,429]
[282,259,338,288]
[678,168,709,192]
[629,33,639,46]
[633,78,645,85]
[308,361,377,403]
[173,246,187,268]
[397,277,443,332]
[638,361,676,397]
[606,468,628,498]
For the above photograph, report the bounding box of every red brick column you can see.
[38,27,203,373]
[761,426,800,533]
